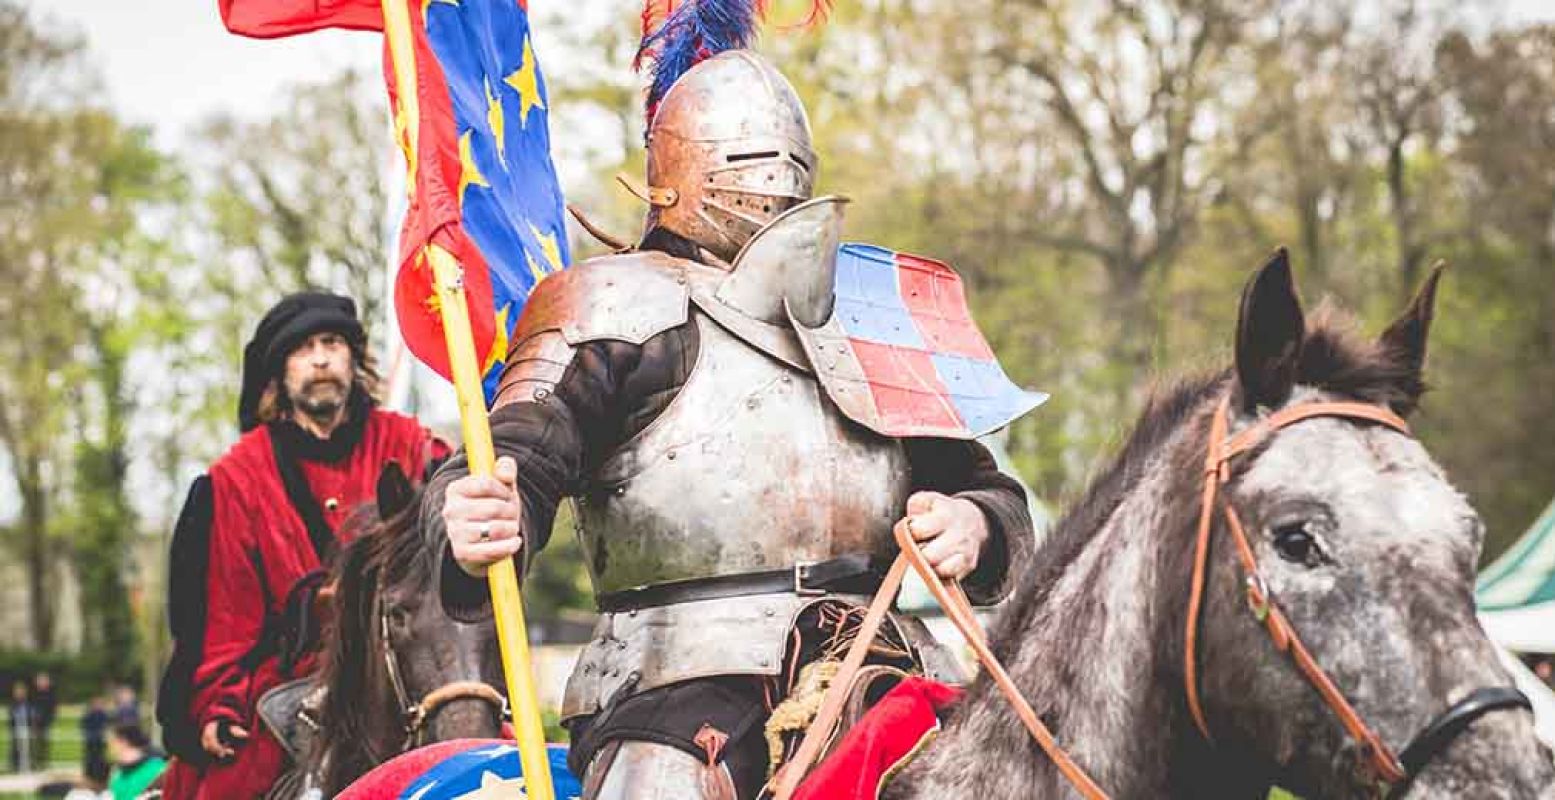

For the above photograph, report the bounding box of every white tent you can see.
[1478,497,1555,653]
[1475,497,1555,748]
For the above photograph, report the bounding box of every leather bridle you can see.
[378,603,508,752]
[1185,396,1531,795]
[777,393,1531,800]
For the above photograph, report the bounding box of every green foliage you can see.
[0,650,129,704]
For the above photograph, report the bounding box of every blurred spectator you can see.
[8,681,33,772]
[82,695,112,786]
[32,673,57,767]
[107,724,165,800]
[1534,657,1553,688]
[111,685,139,728]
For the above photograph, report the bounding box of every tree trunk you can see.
[1109,260,1159,402]
[1387,135,1424,298]
[20,470,53,651]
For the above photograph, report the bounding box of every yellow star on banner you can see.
[503,36,546,128]
[529,223,565,272]
[453,770,526,799]
[457,130,489,205]
[524,251,548,284]
[421,0,459,21]
[482,303,512,374]
[485,78,507,167]
[392,112,416,200]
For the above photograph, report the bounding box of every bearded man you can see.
[159,292,448,800]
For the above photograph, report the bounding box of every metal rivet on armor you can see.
[666,451,677,461]
[533,387,550,401]
[746,398,758,410]
[758,658,770,667]
[780,375,791,384]
[324,497,339,511]
[583,664,594,674]
[764,608,775,618]
[627,609,637,618]
[617,640,628,651]
[614,486,626,496]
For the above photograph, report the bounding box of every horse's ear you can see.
[376,462,413,519]
[1235,248,1305,412]
[1378,262,1444,412]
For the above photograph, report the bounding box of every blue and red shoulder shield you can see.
[793,243,1048,439]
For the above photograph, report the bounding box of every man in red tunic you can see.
[159,292,448,800]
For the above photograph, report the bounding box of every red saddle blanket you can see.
[792,676,964,800]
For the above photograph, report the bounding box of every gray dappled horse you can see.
[887,252,1554,798]
[293,464,507,797]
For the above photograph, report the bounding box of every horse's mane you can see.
[998,305,1427,639]
[314,484,432,792]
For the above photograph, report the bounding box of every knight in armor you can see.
[427,50,1035,799]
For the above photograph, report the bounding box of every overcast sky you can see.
[45,0,1555,147]
[42,1,380,145]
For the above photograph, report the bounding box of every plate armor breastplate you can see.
[577,311,912,595]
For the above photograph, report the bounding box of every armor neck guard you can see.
[714,196,847,328]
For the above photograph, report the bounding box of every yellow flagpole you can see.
[426,247,555,800]
[380,3,555,799]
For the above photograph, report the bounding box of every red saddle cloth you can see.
[792,676,964,800]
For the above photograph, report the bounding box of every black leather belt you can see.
[595,553,885,613]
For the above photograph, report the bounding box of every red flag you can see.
[219,0,570,396]
[218,0,383,38]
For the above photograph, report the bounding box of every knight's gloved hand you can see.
[443,455,525,577]
[894,491,989,580]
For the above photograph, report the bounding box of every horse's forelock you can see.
[1294,304,1427,416]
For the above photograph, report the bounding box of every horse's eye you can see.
[1272,522,1322,566]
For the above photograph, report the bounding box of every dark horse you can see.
[305,464,507,796]
[888,252,1554,798]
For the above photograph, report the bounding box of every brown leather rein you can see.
[776,395,1529,800]
[772,515,1110,800]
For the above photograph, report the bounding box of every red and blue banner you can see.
[221,0,570,403]
[338,739,582,799]
[797,243,1047,439]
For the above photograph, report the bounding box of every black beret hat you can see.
[238,291,366,432]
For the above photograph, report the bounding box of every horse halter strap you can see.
[1184,396,1412,785]
[378,606,508,750]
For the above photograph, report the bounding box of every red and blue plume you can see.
[637,0,830,124]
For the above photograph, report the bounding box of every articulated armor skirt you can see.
[564,594,964,800]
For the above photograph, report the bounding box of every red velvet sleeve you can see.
[189,471,267,728]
